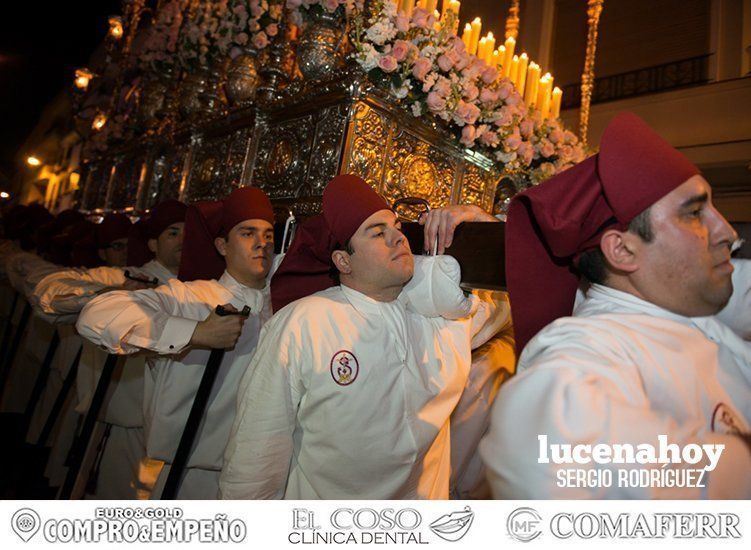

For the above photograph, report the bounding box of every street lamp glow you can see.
[74,68,94,91]
[26,156,41,166]
[108,16,124,40]
[92,112,108,131]
[0,191,10,199]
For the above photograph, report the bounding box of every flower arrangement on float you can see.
[348,1,586,183]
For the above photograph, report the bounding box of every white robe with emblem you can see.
[77,271,270,499]
[480,274,751,499]
[220,284,507,500]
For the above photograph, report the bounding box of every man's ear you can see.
[331,250,352,276]
[600,229,640,274]
[214,236,228,257]
[147,238,158,254]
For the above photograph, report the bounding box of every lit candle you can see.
[449,0,460,19]
[400,0,414,16]
[492,49,500,69]
[433,9,441,31]
[509,55,520,87]
[497,45,506,76]
[469,17,481,56]
[551,87,563,118]
[462,23,472,51]
[426,0,437,11]
[477,37,488,61]
[503,36,516,75]
[537,73,552,118]
[524,63,540,105]
[516,53,529,95]
[485,32,495,62]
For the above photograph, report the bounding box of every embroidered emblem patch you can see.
[711,403,745,435]
[330,350,359,386]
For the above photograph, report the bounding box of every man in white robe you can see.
[31,201,186,498]
[76,188,276,499]
[477,112,751,498]
[220,175,508,500]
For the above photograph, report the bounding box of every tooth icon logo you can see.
[12,508,40,542]
[429,506,474,542]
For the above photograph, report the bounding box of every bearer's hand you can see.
[190,304,245,350]
[420,205,497,255]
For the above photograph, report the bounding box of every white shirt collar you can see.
[580,284,693,326]
[140,259,176,284]
[340,284,406,317]
[218,270,269,313]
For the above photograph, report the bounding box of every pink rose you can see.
[454,51,471,71]
[411,8,430,29]
[479,87,498,105]
[378,55,398,73]
[395,13,411,33]
[505,92,522,107]
[480,129,499,147]
[540,141,556,158]
[462,82,479,102]
[235,32,249,45]
[520,119,535,138]
[460,125,477,146]
[437,54,453,72]
[265,23,278,37]
[250,1,262,17]
[454,101,481,126]
[323,0,340,12]
[494,106,513,127]
[286,0,302,8]
[481,66,498,84]
[505,132,522,150]
[252,31,269,49]
[432,77,451,96]
[497,81,513,100]
[548,128,563,144]
[451,37,466,55]
[518,141,534,164]
[426,91,448,112]
[392,40,410,62]
[411,57,432,81]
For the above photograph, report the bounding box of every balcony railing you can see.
[561,54,711,110]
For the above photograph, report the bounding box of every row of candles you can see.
[394,0,562,119]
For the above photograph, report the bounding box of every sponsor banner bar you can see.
[1,500,749,549]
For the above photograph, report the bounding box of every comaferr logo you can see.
[330,350,359,386]
[507,507,542,542]
[505,508,742,540]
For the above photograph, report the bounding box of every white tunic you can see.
[77,271,270,499]
[220,284,506,500]
[33,259,175,423]
[0,252,65,414]
[480,279,751,499]
[30,260,176,498]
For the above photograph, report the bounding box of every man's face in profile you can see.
[632,175,737,317]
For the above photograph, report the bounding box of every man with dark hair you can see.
[30,201,187,498]
[476,113,751,498]
[77,188,276,499]
[220,175,507,499]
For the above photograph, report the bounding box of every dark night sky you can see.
[0,0,121,182]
